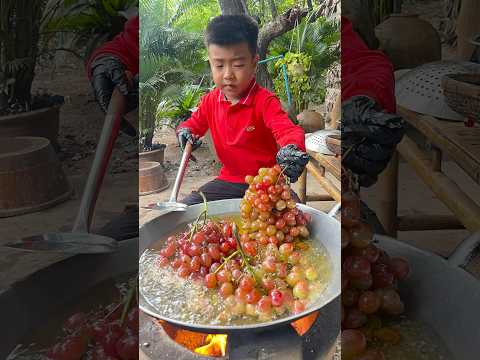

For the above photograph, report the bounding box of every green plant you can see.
[139,0,209,150]
[0,0,48,112]
[156,82,206,129]
[273,52,311,114]
[45,0,138,61]
[270,14,339,112]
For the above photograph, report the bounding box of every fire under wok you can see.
[139,199,342,334]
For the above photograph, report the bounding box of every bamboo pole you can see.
[298,169,307,204]
[397,137,480,231]
[398,106,480,184]
[306,162,341,202]
[375,152,399,237]
[306,194,335,202]
[397,214,465,231]
[431,146,442,172]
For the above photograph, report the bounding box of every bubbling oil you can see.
[139,217,332,326]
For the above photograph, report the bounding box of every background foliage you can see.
[140,0,339,147]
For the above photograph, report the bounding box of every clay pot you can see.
[139,144,166,165]
[0,105,61,149]
[375,14,441,70]
[0,137,72,217]
[297,110,325,133]
[139,161,168,196]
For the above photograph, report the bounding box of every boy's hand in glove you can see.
[276,144,310,183]
[90,55,138,136]
[341,95,404,187]
[177,127,202,152]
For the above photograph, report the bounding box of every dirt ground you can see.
[34,56,138,175]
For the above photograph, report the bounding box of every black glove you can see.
[177,127,202,152]
[90,56,138,136]
[90,55,130,112]
[341,95,404,187]
[276,144,310,183]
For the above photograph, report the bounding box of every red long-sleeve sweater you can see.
[85,16,139,77]
[178,81,306,183]
[341,17,396,113]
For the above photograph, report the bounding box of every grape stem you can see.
[213,249,241,274]
[120,276,138,327]
[232,224,257,284]
[188,192,209,242]
[276,164,290,185]
[199,191,208,226]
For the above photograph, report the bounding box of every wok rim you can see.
[139,199,341,332]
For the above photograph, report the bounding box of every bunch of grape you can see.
[157,166,321,322]
[46,293,138,360]
[156,219,237,280]
[341,189,410,360]
[240,165,311,246]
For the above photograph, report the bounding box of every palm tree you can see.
[0,0,48,111]
[139,0,209,149]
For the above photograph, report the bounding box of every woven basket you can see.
[441,73,480,122]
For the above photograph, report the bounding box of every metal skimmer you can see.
[395,61,480,121]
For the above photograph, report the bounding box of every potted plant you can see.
[0,0,64,147]
[271,15,339,132]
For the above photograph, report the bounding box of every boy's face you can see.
[208,42,258,103]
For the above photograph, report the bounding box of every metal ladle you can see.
[151,141,193,215]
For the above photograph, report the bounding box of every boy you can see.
[177,15,309,205]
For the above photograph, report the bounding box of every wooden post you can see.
[431,146,442,172]
[397,137,480,231]
[397,214,465,231]
[298,169,307,204]
[306,194,335,202]
[376,152,399,237]
[306,162,341,202]
[456,0,480,60]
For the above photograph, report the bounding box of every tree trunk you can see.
[440,0,462,46]
[7,1,45,107]
[456,0,480,60]
[268,0,277,18]
[218,0,249,15]
[324,61,340,125]
[257,7,310,90]
[342,0,378,49]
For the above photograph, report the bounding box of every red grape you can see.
[343,256,371,278]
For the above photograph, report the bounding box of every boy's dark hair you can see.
[205,15,259,55]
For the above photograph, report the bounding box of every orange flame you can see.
[194,334,228,357]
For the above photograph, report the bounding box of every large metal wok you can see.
[375,233,480,359]
[0,238,137,358]
[139,199,342,334]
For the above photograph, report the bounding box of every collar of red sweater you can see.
[217,79,258,106]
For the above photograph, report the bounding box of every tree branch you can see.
[258,7,309,57]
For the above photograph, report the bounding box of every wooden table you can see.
[298,151,341,204]
[378,105,480,236]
